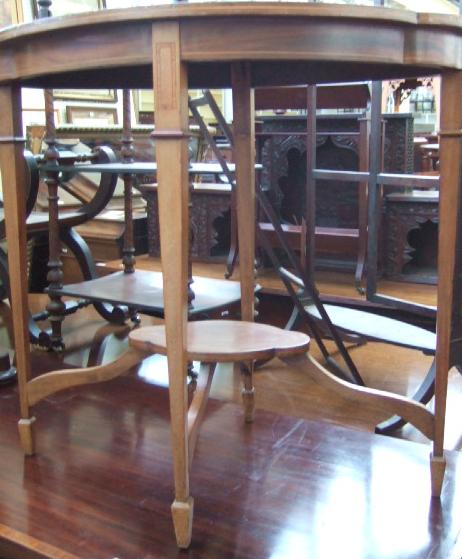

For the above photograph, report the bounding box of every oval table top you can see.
[0,3,461,89]
[129,319,310,361]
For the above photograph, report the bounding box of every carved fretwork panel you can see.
[384,195,438,284]
[258,113,413,230]
[143,188,231,261]
[260,131,360,228]
[316,136,359,228]
[189,193,231,259]
[145,192,160,257]
[260,135,306,217]
[382,114,414,173]
[405,219,438,275]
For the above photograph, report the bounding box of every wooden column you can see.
[432,70,462,495]
[0,86,35,454]
[305,85,317,279]
[231,63,255,322]
[44,89,65,351]
[151,22,192,547]
[356,115,370,291]
[366,80,382,300]
[37,0,52,18]
[121,89,136,274]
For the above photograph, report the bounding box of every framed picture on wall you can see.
[54,89,117,102]
[66,106,118,126]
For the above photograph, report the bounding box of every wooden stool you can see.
[129,320,310,548]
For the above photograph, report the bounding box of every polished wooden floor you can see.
[0,268,461,558]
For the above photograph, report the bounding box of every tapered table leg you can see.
[152,22,192,548]
[432,70,462,496]
[0,86,36,455]
[232,63,256,322]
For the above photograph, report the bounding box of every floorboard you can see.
[0,271,458,558]
[0,372,461,559]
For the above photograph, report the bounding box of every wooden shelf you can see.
[53,269,242,317]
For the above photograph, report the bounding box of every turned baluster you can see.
[37,0,65,350]
[121,89,136,274]
[37,0,52,18]
[43,89,66,351]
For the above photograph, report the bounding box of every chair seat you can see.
[306,304,436,352]
[129,320,310,362]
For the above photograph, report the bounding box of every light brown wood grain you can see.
[0,87,31,422]
[171,497,194,550]
[430,453,447,497]
[286,354,435,441]
[1,6,462,86]
[18,417,35,457]
[433,71,462,472]
[152,20,192,548]
[187,363,216,467]
[181,18,405,64]
[0,24,153,83]
[0,2,422,44]
[26,348,145,406]
[129,320,310,362]
[404,29,462,69]
[232,62,255,322]
[2,4,462,548]
[241,362,255,423]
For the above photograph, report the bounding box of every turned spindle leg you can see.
[44,89,66,351]
[121,89,136,275]
[241,362,255,423]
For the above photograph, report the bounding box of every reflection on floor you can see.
[0,279,460,558]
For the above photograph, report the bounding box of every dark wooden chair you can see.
[257,185,438,434]
[0,146,128,349]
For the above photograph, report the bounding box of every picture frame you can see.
[132,89,154,123]
[66,106,118,126]
[132,89,227,125]
[54,89,117,103]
